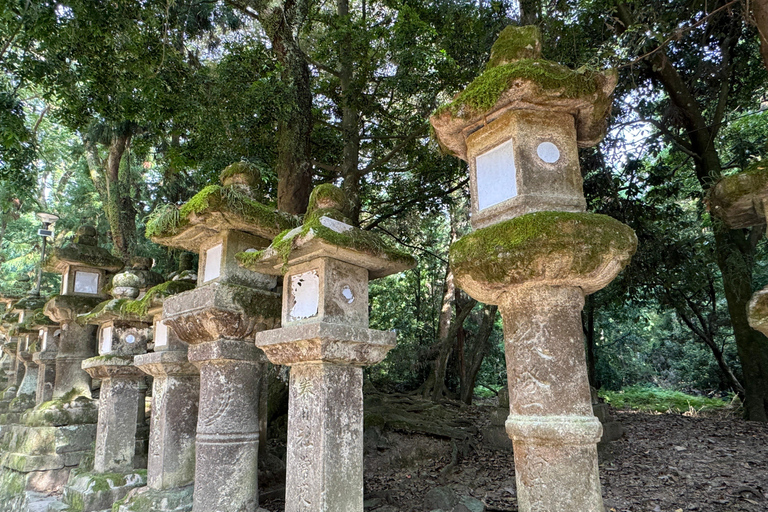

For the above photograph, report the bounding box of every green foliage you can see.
[599,386,733,414]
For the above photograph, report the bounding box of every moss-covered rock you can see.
[486,25,542,69]
[306,184,353,220]
[121,280,196,318]
[219,161,261,189]
[450,211,636,303]
[23,391,98,427]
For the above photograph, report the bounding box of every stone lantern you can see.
[240,184,416,511]
[430,26,636,512]
[59,259,164,511]
[117,272,199,512]
[43,225,124,400]
[148,162,298,512]
[708,161,768,418]
[7,297,52,416]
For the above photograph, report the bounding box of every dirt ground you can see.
[261,404,768,512]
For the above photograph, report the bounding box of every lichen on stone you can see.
[219,161,261,188]
[306,183,353,219]
[120,280,196,318]
[44,242,124,273]
[485,25,542,69]
[449,211,637,285]
[709,160,768,206]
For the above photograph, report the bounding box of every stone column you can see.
[501,286,602,511]
[136,349,199,490]
[54,321,97,398]
[83,361,146,473]
[34,327,59,404]
[256,324,395,512]
[164,283,281,512]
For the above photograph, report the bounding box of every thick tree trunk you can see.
[583,295,599,389]
[105,133,137,262]
[519,0,540,24]
[753,0,768,70]
[424,264,456,400]
[242,0,313,215]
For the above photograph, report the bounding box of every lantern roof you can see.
[430,25,617,161]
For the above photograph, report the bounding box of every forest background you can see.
[1,0,768,420]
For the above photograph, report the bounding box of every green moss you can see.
[711,160,768,203]
[24,391,97,426]
[486,25,541,69]
[78,298,133,324]
[306,184,351,217]
[599,385,733,414]
[47,294,104,315]
[120,280,196,318]
[219,161,260,187]
[146,185,298,239]
[449,211,636,284]
[45,242,124,272]
[434,59,600,119]
[236,215,416,274]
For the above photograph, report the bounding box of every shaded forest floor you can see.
[261,399,768,512]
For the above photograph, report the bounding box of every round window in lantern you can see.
[341,285,355,304]
[125,334,136,344]
[536,142,560,164]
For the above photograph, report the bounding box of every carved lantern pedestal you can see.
[150,163,297,512]
[431,26,635,512]
[240,184,415,512]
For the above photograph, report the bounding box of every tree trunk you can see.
[424,263,456,400]
[105,133,137,262]
[753,0,768,70]
[519,0,540,25]
[459,305,498,404]
[617,2,768,421]
[583,295,599,389]
[337,0,363,224]
[241,0,313,215]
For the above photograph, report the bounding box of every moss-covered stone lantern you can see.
[0,296,48,418]
[42,225,124,400]
[147,162,299,512]
[32,319,60,405]
[240,184,416,511]
[430,26,635,512]
[431,26,616,230]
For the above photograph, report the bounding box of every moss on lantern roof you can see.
[120,279,196,318]
[145,184,298,240]
[450,211,636,285]
[219,161,261,187]
[710,161,768,204]
[433,59,601,120]
[306,184,353,218]
[236,213,416,273]
[486,25,542,69]
[12,296,48,312]
[44,242,124,273]
[19,308,55,330]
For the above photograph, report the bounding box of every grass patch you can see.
[599,386,733,414]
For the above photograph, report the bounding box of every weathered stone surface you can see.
[134,350,199,491]
[708,162,768,230]
[453,496,486,512]
[429,25,616,162]
[748,287,768,336]
[81,357,145,473]
[284,363,364,511]
[61,470,147,512]
[498,287,604,511]
[254,322,395,366]
[163,283,280,344]
[450,212,637,304]
[2,423,97,472]
[115,483,194,512]
[43,317,98,399]
[189,343,265,512]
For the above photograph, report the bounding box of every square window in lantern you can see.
[74,271,100,294]
[475,139,517,210]
[101,326,113,354]
[155,320,168,347]
[204,244,223,282]
[289,270,320,321]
